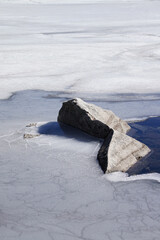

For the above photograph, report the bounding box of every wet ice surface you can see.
[128,117,160,175]
[1,90,160,240]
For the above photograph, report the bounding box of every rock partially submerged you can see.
[58,98,150,173]
[99,130,150,173]
[24,98,150,174]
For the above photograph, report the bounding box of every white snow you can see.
[0,0,151,4]
[1,0,160,99]
[105,171,160,182]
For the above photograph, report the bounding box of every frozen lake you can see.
[1,0,160,99]
[1,90,160,240]
[0,1,160,239]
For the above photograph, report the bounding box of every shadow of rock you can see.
[38,121,100,143]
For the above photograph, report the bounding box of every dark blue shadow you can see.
[38,121,100,143]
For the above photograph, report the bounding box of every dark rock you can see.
[97,129,114,173]
[58,98,130,138]
[58,98,150,173]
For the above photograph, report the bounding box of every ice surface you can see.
[1,91,160,240]
[0,0,154,4]
[1,0,160,239]
[1,0,160,99]
[105,171,160,183]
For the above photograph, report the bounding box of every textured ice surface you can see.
[0,0,155,4]
[1,1,160,99]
